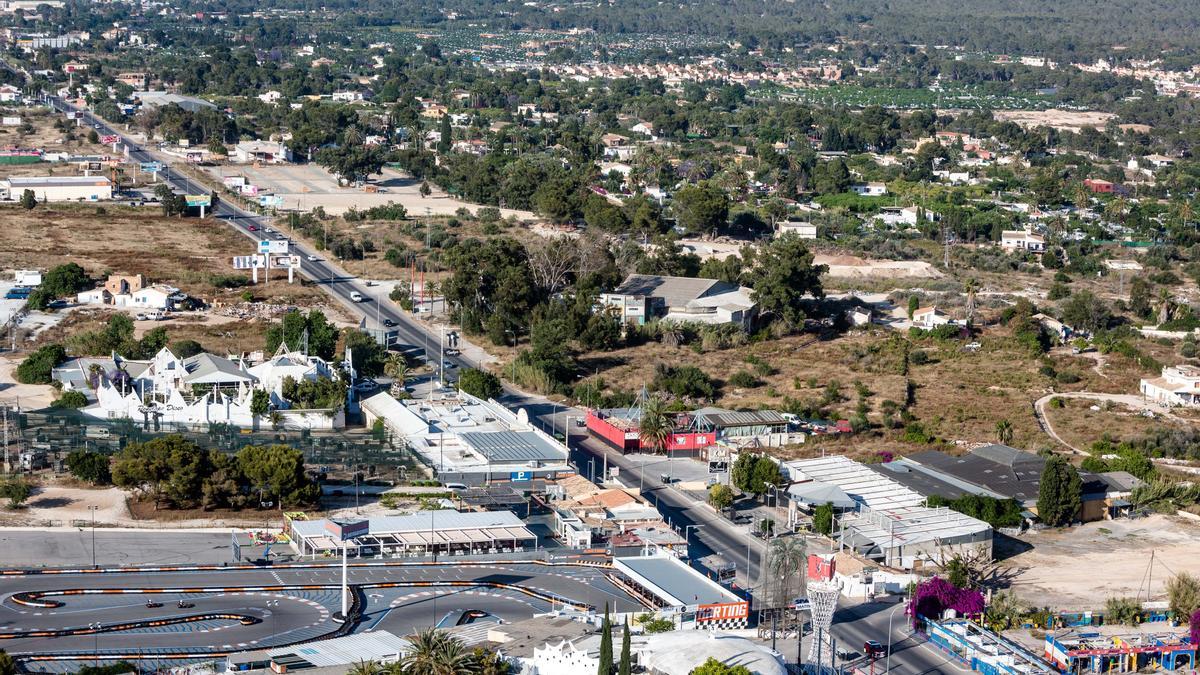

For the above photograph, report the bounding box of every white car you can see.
[306,255,319,262]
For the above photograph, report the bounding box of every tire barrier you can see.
[0,558,611,577]
[12,579,592,612]
[0,614,259,640]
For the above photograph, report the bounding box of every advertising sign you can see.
[186,152,202,163]
[140,162,163,173]
[101,134,119,144]
[232,255,265,269]
[223,176,246,188]
[258,194,284,207]
[66,112,77,120]
[240,183,260,196]
[258,240,289,255]
[268,254,300,269]
[185,194,212,207]
[696,602,749,623]
[86,161,102,171]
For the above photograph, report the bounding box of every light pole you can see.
[90,621,101,666]
[266,599,279,643]
[885,601,907,675]
[88,505,98,569]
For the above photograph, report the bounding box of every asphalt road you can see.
[0,560,640,663]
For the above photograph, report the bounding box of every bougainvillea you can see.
[1190,609,1200,647]
[910,576,985,626]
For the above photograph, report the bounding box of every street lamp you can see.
[885,601,908,675]
[266,599,279,643]
[90,621,102,666]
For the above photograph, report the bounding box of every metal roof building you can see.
[287,509,537,558]
[613,552,749,629]
[226,630,410,672]
[784,455,992,570]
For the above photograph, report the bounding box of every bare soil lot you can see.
[203,163,537,219]
[816,254,944,279]
[993,109,1116,133]
[1000,514,1200,610]
[0,106,113,177]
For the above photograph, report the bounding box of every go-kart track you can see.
[0,559,647,672]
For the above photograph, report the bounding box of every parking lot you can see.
[203,163,537,219]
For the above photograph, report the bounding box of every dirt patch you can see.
[1000,514,1200,610]
[815,254,944,279]
[1041,396,1196,453]
[993,109,1116,133]
[0,353,55,407]
[0,485,131,527]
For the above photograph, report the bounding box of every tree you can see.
[51,390,88,409]
[401,628,477,675]
[690,658,752,675]
[1129,276,1153,320]
[207,136,227,156]
[708,483,734,510]
[0,650,13,675]
[19,188,36,210]
[1104,597,1141,625]
[749,457,782,497]
[0,480,31,509]
[638,396,672,455]
[1167,572,1200,623]
[458,368,502,400]
[250,388,271,418]
[995,419,1014,446]
[315,144,386,186]
[813,501,834,535]
[15,343,66,384]
[598,604,613,675]
[237,444,320,508]
[347,660,380,675]
[1037,454,1082,527]
[437,114,452,154]
[731,453,757,492]
[264,310,338,360]
[908,295,920,319]
[672,181,729,235]
[384,354,409,386]
[619,617,631,675]
[1060,290,1111,333]
[745,233,827,326]
[343,328,387,377]
[66,450,111,485]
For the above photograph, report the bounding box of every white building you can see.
[233,140,293,164]
[257,90,283,105]
[852,182,888,196]
[528,631,785,675]
[360,390,573,485]
[1140,365,1200,407]
[0,85,21,103]
[1000,229,1046,253]
[776,220,816,239]
[331,90,367,103]
[2,176,112,201]
[912,306,954,329]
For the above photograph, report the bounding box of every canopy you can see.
[787,481,857,508]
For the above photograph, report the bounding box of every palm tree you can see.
[995,419,1013,446]
[401,628,477,675]
[638,395,672,456]
[384,354,408,385]
[963,277,979,325]
[347,660,381,675]
[344,125,364,147]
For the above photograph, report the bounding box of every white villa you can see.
[52,345,345,429]
[1140,365,1200,407]
[1000,229,1046,253]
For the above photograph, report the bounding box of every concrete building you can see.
[912,306,954,329]
[285,510,537,558]
[1140,364,1200,407]
[135,91,216,112]
[233,140,293,164]
[1001,229,1046,253]
[599,274,758,330]
[613,552,750,630]
[360,391,573,486]
[776,219,817,239]
[2,175,112,201]
[527,630,786,675]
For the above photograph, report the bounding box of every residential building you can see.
[599,274,758,330]
[852,182,888,196]
[0,85,20,102]
[776,219,816,239]
[911,306,953,329]
[1084,178,1115,194]
[1141,365,1200,407]
[1000,229,1046,253]
[331,90,368,103]
[2,176,112,201]
[114,72,148,89]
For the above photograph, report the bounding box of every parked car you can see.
[382,318,396,327]
[864,640,886,658]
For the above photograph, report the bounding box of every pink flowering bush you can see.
[910,576,985,626]
[1190,609,1200,646]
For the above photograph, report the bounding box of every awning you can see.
[787,481,857,508]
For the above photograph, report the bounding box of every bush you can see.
[727,370,762,388]
[457,368,503,400]
[51,390,88,409]
[910,349,930,365]
[1055,370,1081,384]
[15,344,67,384]
[651,364,716,400]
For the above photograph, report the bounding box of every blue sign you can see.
[510,470,532,482]
[140,162,163,173]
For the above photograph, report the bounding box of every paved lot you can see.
[0,530,242,568]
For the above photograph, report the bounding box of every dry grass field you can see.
[0,107,114,177]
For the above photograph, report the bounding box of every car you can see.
[350,292,366,302]
[135,313,148,321]
[864,640,886,658]
[247,225,258,231]
[264,228,275,233]
[442,360,457,369]
[732,514,753,525]
[93,123,101,129]
[306,255,319,262]
[835,648,858,661]
[382,318,396,327]
[444,348,460,356]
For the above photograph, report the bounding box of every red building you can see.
[585,408,714,454]
[1084,178,1116,194]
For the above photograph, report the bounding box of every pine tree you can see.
[618,617,631,675]
[597,603,613,675]
[1037,454,1082,527]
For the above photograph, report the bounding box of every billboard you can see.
[232,255,265,269]
[258,240,289,254]
[696,601,749,623]
[185,194,212,207]
[223,176,246,188]
[269,254,300,269]
[140,162,163,173]
[186,152,202,163]
[100,135,119,144]
[324,519,369,541]
[65,112,77,120]
[240,183,260,196]
[86,161,102,171]
[258,194,284,207]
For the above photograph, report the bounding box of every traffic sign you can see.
[510,470,532,482]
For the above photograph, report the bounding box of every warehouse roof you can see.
[4,175,112,187]
[692,407,788,429]
[266,630,408,667]
[784,455,925,510]
[611,274,730,307]
[460,429,565,463]
[614,553,739,607]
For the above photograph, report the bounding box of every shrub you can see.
[910,349,930,365]
[458,368,503,400]
[15,344,67,384]
[51,390,88,409]
[727,370,761,388]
